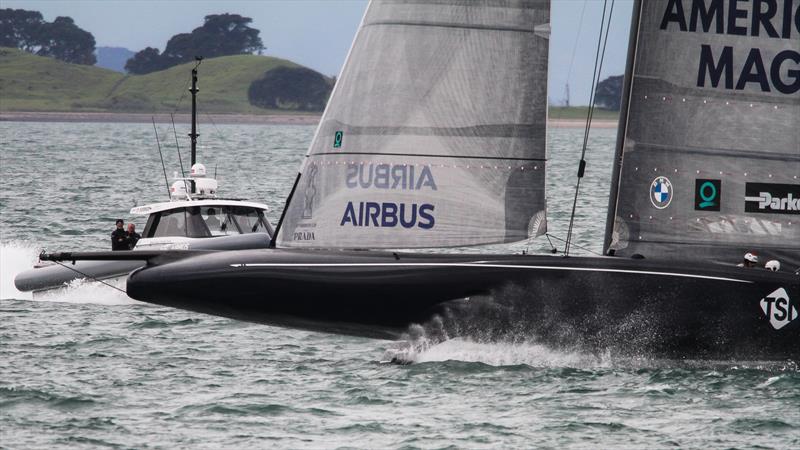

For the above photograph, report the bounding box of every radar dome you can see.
[190,163,207,177]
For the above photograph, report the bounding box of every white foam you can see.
[388,337,608,368]
[0,240,37,301]
[0,241,139,305]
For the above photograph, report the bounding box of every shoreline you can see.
[0,111,618,128]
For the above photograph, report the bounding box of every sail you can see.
[605,0,800,267]
[276,0,550,249]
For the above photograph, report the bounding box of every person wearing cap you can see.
[737,252,758,268]
[111,219,129,251]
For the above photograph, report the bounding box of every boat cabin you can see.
[131,199,273,239]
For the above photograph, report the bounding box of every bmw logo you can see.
[650,176,673,209]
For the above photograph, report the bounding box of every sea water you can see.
[1,122,798,448]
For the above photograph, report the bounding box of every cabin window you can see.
[185,207,212,238]
[230,207,272,235]
[152,209,187,238]
[200,206,233,236]
[142,214,157,238]
[143,206,271,238]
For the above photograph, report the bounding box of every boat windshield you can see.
[143,206,272,238]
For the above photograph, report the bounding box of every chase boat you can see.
[15,61,274,295]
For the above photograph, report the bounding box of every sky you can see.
[5,0,634,105]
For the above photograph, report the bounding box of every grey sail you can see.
[605,0,800,267]
[276,0,550,249]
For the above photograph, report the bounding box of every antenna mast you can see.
[189,57,203,167]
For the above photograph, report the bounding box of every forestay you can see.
[605,0,800,267]
[276,0,550,249]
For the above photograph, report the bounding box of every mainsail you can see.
[276,0,551,249]
[605,0,800,267]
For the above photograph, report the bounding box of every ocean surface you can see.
[1,122,798,448]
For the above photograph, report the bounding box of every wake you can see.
[0,241,138,306]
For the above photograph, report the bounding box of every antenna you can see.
[189,56,203,168]
[151,118,171,198]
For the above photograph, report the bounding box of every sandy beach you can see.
[0,111,617,128]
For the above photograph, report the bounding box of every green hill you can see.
[0,48,620,120]
[0,47,311,114]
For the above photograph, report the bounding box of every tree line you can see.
[0,9,96,65]
[1,9,265,74]
[125,14,264,74]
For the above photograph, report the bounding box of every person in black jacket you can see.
[126,223,141,249]
[111,219,128,251]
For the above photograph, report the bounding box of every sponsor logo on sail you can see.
[340,202,435,229]
[760,288,797,330]
[302,164,319,219]
[341,163,438,229]
[694,179,721,211]
[659,0,800,95]
[346,163,437,191]
[650,176,673,209]
[744,183,799,215]
[333,131,343,148]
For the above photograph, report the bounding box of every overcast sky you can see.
[6,0,634,105]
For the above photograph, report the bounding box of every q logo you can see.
[694,179,721,211]
[333,131,343,148]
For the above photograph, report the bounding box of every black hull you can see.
[126,249,800,360]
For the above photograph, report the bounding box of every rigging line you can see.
[170,58,203,116]
[172,76,191,115]
[554,0,588,120]
[544,234,559,254]
[51,260,129,295]
[198,98,226,153]
[546,233,603,257]
[170,113,187,178]
[151,118,171,199]
[564,0,615,257]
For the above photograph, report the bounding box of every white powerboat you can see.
[15,59,275,295]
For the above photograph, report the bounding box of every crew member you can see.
[737,252,758,268]
[111,219,128,251]
[126,223,141,249]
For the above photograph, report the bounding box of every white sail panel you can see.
[276,0,550,249]
[606,0,800,266]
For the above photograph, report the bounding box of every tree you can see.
[594,75,624,111]
[0,9,96,65]
[124,47,163,74]
[126,13,264,74]
[36,17,96,65]
[248,67,332,112]
[0,9,44,52]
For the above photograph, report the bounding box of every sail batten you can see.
[276,0,550,249]
[605,0,800,267]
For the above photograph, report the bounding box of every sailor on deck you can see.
[126,223,141,249]
[111,219,128,251]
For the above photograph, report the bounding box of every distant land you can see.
[95,46,134,73]
[0,47,327,115]
[0,47,619,125]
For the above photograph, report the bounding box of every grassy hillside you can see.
[0,48,306,114]
[1,48,622,120]
[0,48,122,112]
